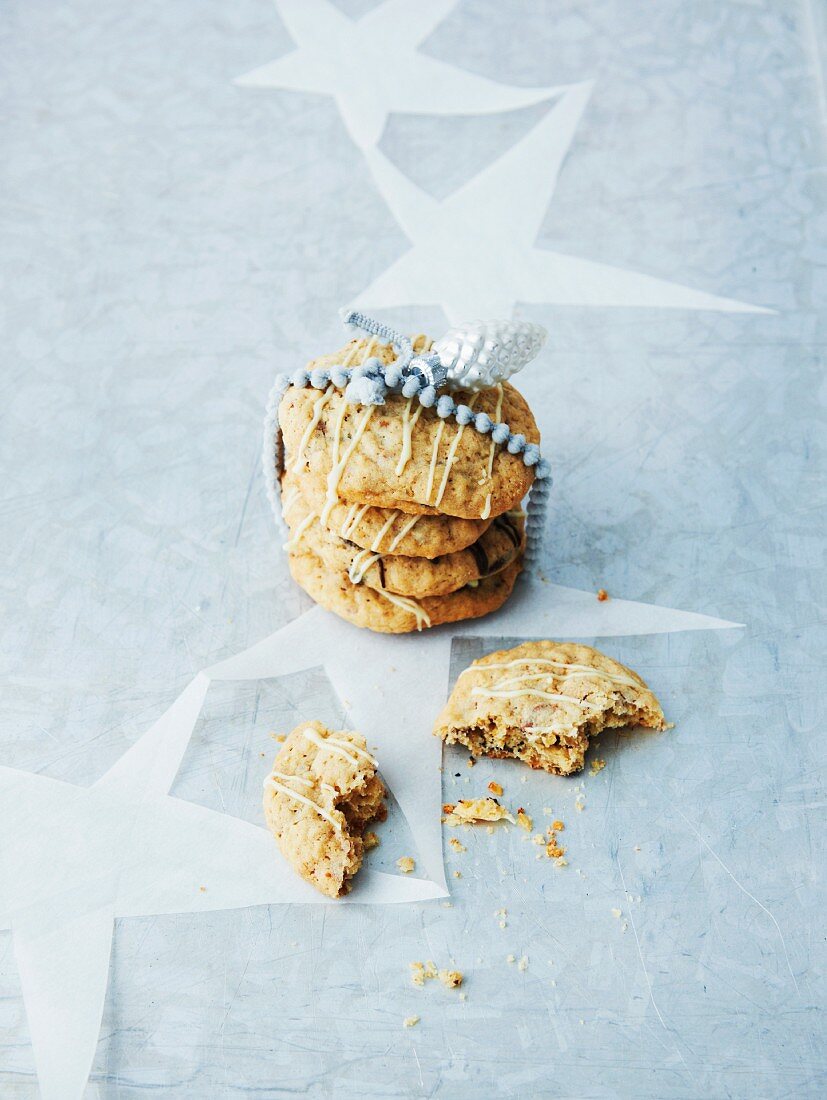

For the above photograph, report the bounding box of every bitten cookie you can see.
[284,487,525,598]
[263,720,387,898]
[281,470,494,558]
[287,545,523,633]
[278,342,539,519]
[434,641,669,775]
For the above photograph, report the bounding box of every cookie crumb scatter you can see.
[444,798,516,826]
[506,954,516,964]
[518,956,529,971]
[453,871,462,879]
[467,757,476,768]
[438,969,463,989]
[597,589,609,601]
[364,831,380,850]
[459,991,467,1001]
[542,807,553,816]
[589,758,606,776]
[516,809,532,831]
[397,856,416,874]
[611,908,622,919]
[498,919,507,928]
[488,781,503,796]
[449,838,466,853]
[403,1016,420,1028]
[532,833,545,845]
[274,734,286,743]
[552,820,565,831]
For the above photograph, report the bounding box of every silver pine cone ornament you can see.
[432,319,547,393]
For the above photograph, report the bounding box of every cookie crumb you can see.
[397,856,415,874]
[438,969,463,989]
[488,781,503,796]
[597,589,609,601]
[453,871,462,879]
[458,991,467,1001]
[199,886,206,893]
[532,833,545,845]
[449,838,466,853]
[403,1015,420,1028]
[589,758,606,776]
[516,809,532,831]
[506,954,516,964]
[518,955,529,971]
[467,757,476,768]
[443,798,516,826]
[364,831,380,850]
[611,907,622,919]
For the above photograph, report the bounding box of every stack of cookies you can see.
[273,330,542,633]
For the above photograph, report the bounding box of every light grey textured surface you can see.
[1,0,825,1097]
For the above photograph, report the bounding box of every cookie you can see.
[263,720,387,898]
[284,486,525,598]
[281,469,493,558]
[278,341,539,519]
[287,545,523,633]
[434,641,669,776]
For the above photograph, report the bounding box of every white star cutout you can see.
[352,81,773,322]
[235,0,567,148]
[0,577,741,1098]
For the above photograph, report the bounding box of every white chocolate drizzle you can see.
[299,725,377,767]
[480,384,504,520]
[375,588,431,631]
[369,512,398,552]
[460,656,640,690]
[385,513,421,553]
[424,420,446,504]
[396,396,424,476]
[470,685,605,710]
[282,509,318,550]
[432,394,481,508]
[292,387,334,473]
[267,768,313,789]
[322,403,375,525]
[348,547,382,584]
[263,778,342,831]
[340,502,371,541]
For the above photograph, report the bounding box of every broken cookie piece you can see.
[443,797,516,826]
[434,640,669,776]
[263,720,386,898]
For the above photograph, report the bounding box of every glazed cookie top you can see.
[435,640,669,748]
[278,339,539,520]
[263,720,386,898]
[287,544,523,634]
[281,470,493,558]
[283,484,525,598]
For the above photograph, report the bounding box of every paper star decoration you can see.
[235,0,567,148]
[352,81,773,322]
[0,576,741,1099]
